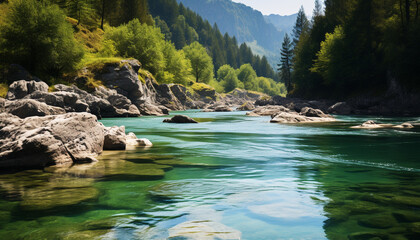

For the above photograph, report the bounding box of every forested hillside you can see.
[287,0,420,99]
[175,0,286,67]
[0,0,285,97]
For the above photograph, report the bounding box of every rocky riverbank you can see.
[256,94,420,117]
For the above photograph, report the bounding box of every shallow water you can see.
[0,110,419,239]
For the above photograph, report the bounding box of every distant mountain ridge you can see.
[176,0,296,67]
[264,13,297,33]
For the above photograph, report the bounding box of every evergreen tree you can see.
[292,6,309,46]
[313,0,323,17]
[278,34,293,92]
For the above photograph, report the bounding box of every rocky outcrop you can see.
[0,112,153,169]
[163,115,198,123]
[270,111,335,123]
[4,99,66,118]
[202,103,233,112]
[0,113,105,168]
[248,105,335,123]
[300,107,333,118]
[247,105,291,116]
[221,88,268,106]
[6,80,49,100]
[237,101,255,111]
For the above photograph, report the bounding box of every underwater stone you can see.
[358,214,396,229]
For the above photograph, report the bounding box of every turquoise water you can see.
[0,110,419,239]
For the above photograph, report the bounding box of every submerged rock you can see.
[168,220,241,240]
[358,214,396,229]
[0,112,104,168]
[351,120,394,129]
[163,115,198,123]
[394,122,414,129]
[126,132,153,148]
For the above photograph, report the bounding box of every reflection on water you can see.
[0,111,419,239]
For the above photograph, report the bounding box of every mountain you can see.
[264,13,297,33]
[176,0,293,67]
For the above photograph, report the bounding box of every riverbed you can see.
[0,110,419,239]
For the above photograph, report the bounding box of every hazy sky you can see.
[231,0,317,16]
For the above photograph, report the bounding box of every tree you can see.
[0,0,84,79]
[293,6,309,46]
[223,69,241,92]
[278,34,293,92]
[237,64,257,90]
[183,42,214,83]
[313,0,323,17]
[161,41,193,85]
[104,19,165,76]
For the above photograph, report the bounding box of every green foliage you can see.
[208,78,225,93]
[0,0,84,80]
[310,26,345,84]
[183,42,214,83]
[98,39,118,57]
[0,83,8,98]
[104,19,165,76]
[161,41,193,85]
[237,64,258,90]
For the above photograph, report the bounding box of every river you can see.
[0,110,419,239]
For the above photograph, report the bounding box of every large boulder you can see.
[0,113,105,168]
[103,126,126,150]
[155,84,185,110]
[6,80,49,100]
[237,102,255,111]
[246,105,291,116]
[300,107,332,118]
[25,90,89,113]
[5,99,66,118]
[163,115,198,123]
[270,111,336,123]
[94,86,141,117]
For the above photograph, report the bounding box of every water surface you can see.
[0,111,419,239]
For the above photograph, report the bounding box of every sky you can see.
[231,0,318,16]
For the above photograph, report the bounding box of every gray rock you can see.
[246,105,291,116]
[237,102,255,111]
[300,107,331,118]
[5,99,66,118]
[6,80,49,100]
[0,113,105,168]
[270,111,336,123]
[103,126,126,150]
[163,115,198,123]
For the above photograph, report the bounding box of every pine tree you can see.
[292,6,309,46]
[278,34,293,92]
[313,0,323,17]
